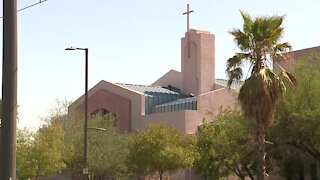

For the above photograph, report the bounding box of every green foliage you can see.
[88,117,131,178]
[34,123,67,176]
[64,114,131,178]
[16,124,66,180]
[270,54,320,178]
[127,124,197,179]
[16,129,36,179]
[17,99,131,179]
[195,108,256,180]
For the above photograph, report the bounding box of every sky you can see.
[0,0,319,129]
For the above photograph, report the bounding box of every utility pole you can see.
[0,0,18,179]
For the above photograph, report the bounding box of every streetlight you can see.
[65,46,89,175]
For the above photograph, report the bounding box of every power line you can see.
[0,0,48,19]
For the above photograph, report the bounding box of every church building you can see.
[68,28,240,134]
[68,4,320,135]
[67,5,320,179]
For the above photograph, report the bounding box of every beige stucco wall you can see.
[197,31,215,94]
[68,80,145,131]
[134,87,236,134]
[151,69,183,89]
[134,111,188,133]
[181,29,215,96]
[133,110,203,134]
[197,87,237,116]
[71,89,132,131]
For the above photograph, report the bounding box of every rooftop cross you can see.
[182,4,194,32]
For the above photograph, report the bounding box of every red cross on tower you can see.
[183,4,194,32]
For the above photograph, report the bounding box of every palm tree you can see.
[226,11,296,179]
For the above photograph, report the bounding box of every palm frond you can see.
[281,71,297,86]
[238,67,286,126]
[240,10,253,34]
[229,29,251,51]
[251,15,285,45]
[227,67,243,88]
[274,42,291,54]
[272,42,292,61]
[226,53,251,71]
[226,53,250,88]
[266,15,285,42]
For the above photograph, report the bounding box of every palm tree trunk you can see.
[256,123,266,180]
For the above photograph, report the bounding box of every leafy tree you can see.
[38,100,131,178]
[34,123,67,179]
[226,11,295,179]
[195,108,256,180]
[270,54,320,179]
[16,129,36,180]
[127,124,197,180]
[64,114,131,179]
[16,124,66,180]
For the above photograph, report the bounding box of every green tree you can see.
[64,114,131,179]
[270,54,320,179]
[226,11,295,179]
[16,129,36,180]
[40,100,131,178]
[16,124,66,180]
[127,124,197,180]
[195,108,256,180]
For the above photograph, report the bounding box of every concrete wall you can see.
[134,110,188,133]
[152,69,183,90]
[197,87,237,116]
[68,80,145,131]
[181,29,215,96]
[72,89,131,131]
[197,31,215,95]
[134,110,203,134]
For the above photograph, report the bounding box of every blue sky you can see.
[0,0,319,129]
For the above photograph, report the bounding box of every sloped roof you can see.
[155,96,197,106]
[116,83,193,114]
[152,97,197,114]
[116,83,185,97]
[116,80,241,114]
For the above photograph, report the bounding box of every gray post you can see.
[65,47,89,177]
[0,0,18,179]
[84,49,88,176]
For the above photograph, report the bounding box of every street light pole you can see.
[84,48,88,175]
[65,47,89,176]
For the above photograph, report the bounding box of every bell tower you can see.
[181,29,215,96]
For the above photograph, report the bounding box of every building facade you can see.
[68,29,237,135]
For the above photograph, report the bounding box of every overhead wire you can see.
[0,0,48,19]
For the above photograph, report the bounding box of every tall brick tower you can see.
[181,29,215,96]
